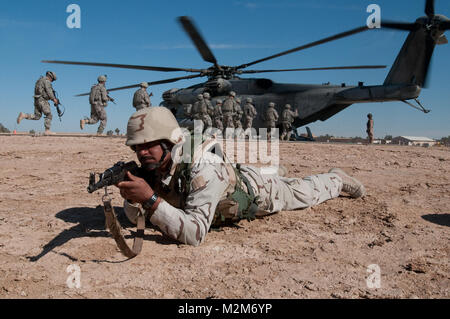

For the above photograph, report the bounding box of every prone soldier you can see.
[133,82,152,111]
[280,104,299,141]
[17,71,60,135]
[80,75,114,135]
[116,107,366,247]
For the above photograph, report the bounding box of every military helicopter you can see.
[44,0,449,132]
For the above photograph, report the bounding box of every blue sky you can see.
[1,0,449,138]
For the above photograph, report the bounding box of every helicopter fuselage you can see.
[162,77,421,130]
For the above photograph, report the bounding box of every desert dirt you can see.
[0,134,448,299]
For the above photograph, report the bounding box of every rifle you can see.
[52,89,65,121]
[107,93,116,105]
[88,161,139,193]
[87,160,144,259]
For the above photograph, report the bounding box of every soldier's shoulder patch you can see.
[191,175,207,192]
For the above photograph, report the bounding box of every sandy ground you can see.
[0,135,448,299]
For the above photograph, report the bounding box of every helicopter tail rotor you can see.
[382,0,449,88]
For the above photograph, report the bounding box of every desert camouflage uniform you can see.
[264,103,279,139]
[243,99,257,130]
[222,96,236,130]
[192,95,212,130]
[233,98,243,129]
[133,88,151,110]
[23,77,57,130]
[213,100,224,131]
[85,83,110,134]
[280,105,299,141]
[124,139,343,246]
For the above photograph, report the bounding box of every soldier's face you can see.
[135,141,164,170]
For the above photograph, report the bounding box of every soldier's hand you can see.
[150,92,153,97]
[53,99,59,105]
[116,171,154,204]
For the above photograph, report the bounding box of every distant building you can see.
[391,136,437,147]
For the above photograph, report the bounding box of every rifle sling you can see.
[102,198,144,259]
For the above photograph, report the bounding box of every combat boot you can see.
[329,168,366,198]
[17,112,26,124]
[80,119,85,130]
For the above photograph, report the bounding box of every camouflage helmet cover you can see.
[98,75,107,83]
[126,107,184,148]
[229,91,236,97]
[140,82,149,88]
[203,92,210,99]
[216,99,223,104]
[246,98,253,103]
[285,104,291,109]
[197,94,204,100]
[46,71,57,81]
[269,102,275,107]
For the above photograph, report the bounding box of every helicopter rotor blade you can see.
[241,65,387,74]
[42,60,204,73]
[178,16,219,67]
[425,0,435,18]
[380,21,418,31]
[74,73,205,97]
[236,26,369,70]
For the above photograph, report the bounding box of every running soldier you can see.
[133,82,152,111]
[213,99,224,132]
[264,102,279,140]
[17,71,60,135]
[222,91,237,138]
[80,75,115,135]
[243,98,257,136]
[280,104,299,141]
[192,94,212,131]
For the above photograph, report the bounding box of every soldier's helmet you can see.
[216,99,223,105]
[368,113,373,118]
[269,102,275,108]
[229,91,236,97]
[246,98,253,103]
[98,75,107,83]
[203,92,210,99]
[126,107,184,148]
[285,104,291,109]
[197,94,204,100]
[140,82,149,88]
[46,71,57,81]
[236,98,241,104]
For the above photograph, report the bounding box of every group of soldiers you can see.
[17,72,153,135]
[184,90,299,140]
[17,72,302,140]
